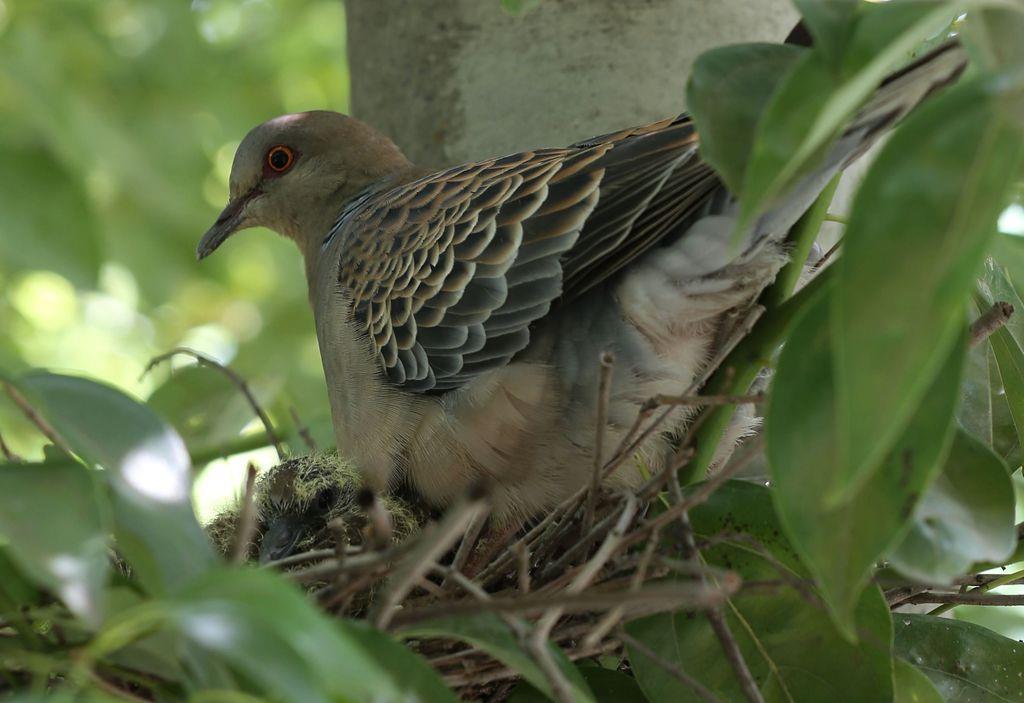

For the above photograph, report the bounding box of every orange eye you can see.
[267,145,294,173]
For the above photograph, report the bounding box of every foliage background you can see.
[0,0,346,517]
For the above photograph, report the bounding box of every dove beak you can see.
[197,188,262,261]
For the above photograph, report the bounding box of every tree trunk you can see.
[346,0,798,168]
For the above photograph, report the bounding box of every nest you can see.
[207,436,750,700]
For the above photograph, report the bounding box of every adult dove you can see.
[198,44,965,522]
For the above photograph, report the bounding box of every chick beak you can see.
[196,188,261,261]
[258,515,305,564]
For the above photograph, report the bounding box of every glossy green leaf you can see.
[767,289,965,636]
[832,74,1024,499]
[738,2,962,233]
[895,614,1024,702]
[0,461,108,626]
[14,371,215,594]
[893,657,944,703]
[958,306,995,445]
[627,481,893,703]
[165,569,455,703]
[888,430,1016,582]
[685,42,804,193]
[979,259,1024,459]
[508,665,644,703]
[400,613,594,703]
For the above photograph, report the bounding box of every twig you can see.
[584,525,661,649]
[927,566,1024,615]
[289,406,317,452]
[514,541,531,594]
[374,496,486,629]
[903,592,1024,607]
[618,628,724,703]
[442,510,488,591]
[143,347,284,460]
[0,426,21,463]
[231,463,259,564]
[391,581,738,629]
[970,301,1014,348]
[643,392,765,411]
[676,509,763,703]
[584,352,615,534]
[812,239,842,271]
[2,380,72,455]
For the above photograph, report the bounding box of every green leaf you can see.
[685,43,805,193]
[500,0,542,16]
[965,5,1024,75]
[738,2,962,233]
[766,289,965,636]
[895,614,1024,701]
[888,430,1017,582]
[0,461,108,626]
[893,657,945,703]
[508,665,644,703]
[979,259,1024,460]
[0,146,102,287]
[14,371,216,594]
[167,568,455,703]
[832,74,1024,499]
[147,365,276,460]
[400,613,594,703]
[793,0,859,67]
[958,307,995,445]
[627,481,893,703]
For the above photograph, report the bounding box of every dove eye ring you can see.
[266,145,295,173]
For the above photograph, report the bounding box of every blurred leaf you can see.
[686,43,804,193]
[893,658,944,703]
[894,614,1024,701]
[0,461,108,626]
[889,430,1016,583]
[958,306,995,445]
[965,5,1024,76]
[979,259,1024,459]
[400,613,594,703]
[0,147,102,287]
[147,365,276,459]
[170,568,455,703]
[627,481,893,703]
[14,371,215,594]
[0,546,41,608]
[738,2,961,232]
[793,0,858,66]
[766,289,965,636]
[832,74,1024,500]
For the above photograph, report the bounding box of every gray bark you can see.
[346,0,798,169]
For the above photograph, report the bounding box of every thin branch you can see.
[2,380,72,455]
[927,566,1024,615]
[644,392,765,411]
[230,463,259,564]
[584,525,661,649]
[902,592,1024,607]
[390,581,738,629]
[288,406,317,452]
[442,510,488,591]
[514,540,531,594]
[143,347,284,460]
[584,352,615,533]
[359,488,395,549]
[373,496,486,629]
[970,301,1014,348]
[0,426,21,463]
[618,628,724,703]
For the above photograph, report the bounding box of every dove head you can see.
[197,111,413,262]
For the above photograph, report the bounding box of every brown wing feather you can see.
[333,115,719,393]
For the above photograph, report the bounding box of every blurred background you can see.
[0,0,347,518]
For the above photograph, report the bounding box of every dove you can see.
[198,43,965,522]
